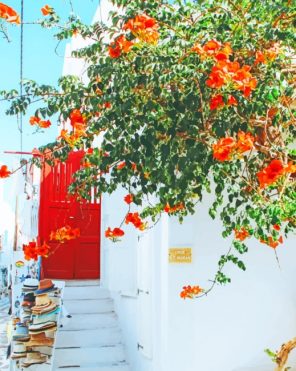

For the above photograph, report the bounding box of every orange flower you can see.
[117,161,126,170]
[58,129,68,140]
[87,148,94,154]
[192,40,232,61]
[29,116,51,129]
[124,194,134,204]
[39,120,51,128]
[227,95,238,106]
[123,13,158,32]
[234,227,249,241]
[108,35,134,58]
[212,137,236,162]
[131,162,137,172]
[105,227,125,241]
[180,285,203,299]
[50,226,80,243]
[255,46,278,65]
[203,39,221,54]
[23,241,50,261]
[29,116,40,126]
[72,28,79,37]
[232,65,257,97]
[164,203,185,214]
[257,159,285,188]
[254,51,266,65]
[260,235,283,249]
[285,162,296,175]
[0,2,20,24]
[123,14,159,44]
[104,102,112,109]
[109,44,121,59]
[206,70,226,89]
[191,43,206,57]
[41,5,53,16]
[236,131,255,153]
[116,35,134,53]
[36,242,50,258]
[273,224,281,231]
[69,109,85,127]
[209,94,224,110]
[125,212,146,230]
[0,165,11,178]
[23,242,38,261]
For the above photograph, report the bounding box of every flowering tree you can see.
[0,0,295,293]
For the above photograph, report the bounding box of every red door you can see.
[39,151,101,279]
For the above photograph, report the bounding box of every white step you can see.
[64,286,110,300]
[60,313,118,331]
[55,366,130,371]
[53,346,126,368]
[56,328,122,348]
[65,280,100,287]
[65,299,114,314]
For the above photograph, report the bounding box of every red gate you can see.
[38,151,101,279]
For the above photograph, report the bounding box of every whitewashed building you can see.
[60,2,296,371]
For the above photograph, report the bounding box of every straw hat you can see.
[35,279,56,295]
[29,346,53,356]
[31,302,57,315]
[32,312,58,325]
[21,352,48,367]
[29,321,57,334]
[31,294,51,309]
[11,343,27,359]
[26,332,54,347]
[22,278,39,291]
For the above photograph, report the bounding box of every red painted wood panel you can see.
[39,151,101,279]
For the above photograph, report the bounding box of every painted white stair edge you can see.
[56,328,122,348]
[63,286,110,300]
[60,312,118,331]
[54,346,126,367]
[55,366,130,371]
[65,299,114,314]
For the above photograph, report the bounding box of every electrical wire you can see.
[19,0,24,154]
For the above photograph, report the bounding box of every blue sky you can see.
[0,0,99,170]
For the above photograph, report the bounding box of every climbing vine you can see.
[0,0,295,296]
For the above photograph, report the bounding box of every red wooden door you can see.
[39,151,101,279]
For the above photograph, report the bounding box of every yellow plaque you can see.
[169,248,192,264]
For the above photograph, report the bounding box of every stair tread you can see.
[55,366,130,371]
[60,312,118,331]
[53,347,126,368]
[64,299,114,314]
[64,287,110,300]
[56,328,122,348]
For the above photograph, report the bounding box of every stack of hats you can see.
[22,278,39,292]
[10,278,61,369]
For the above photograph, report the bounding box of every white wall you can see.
[165,194,296,371]
[61,2,296,370]
[102,188,296,371]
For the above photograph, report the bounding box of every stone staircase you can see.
[54,281,130,371]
